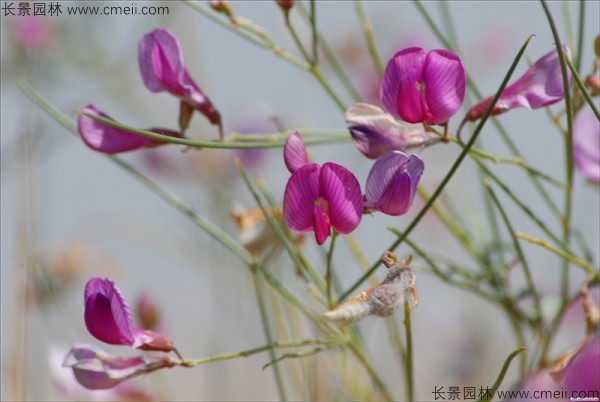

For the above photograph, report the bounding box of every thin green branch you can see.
[310,0,318,65]
[354,0,384,77]
[575,0,586,72]
[477,347,527,402]
[565,55,600,119]
[325,232,339,309]
[404,301,414,402]
[263,346,327,370]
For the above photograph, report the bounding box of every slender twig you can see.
[354,0,384,77]
[310,0,318,66]
[404,301,414,402]
[477,347,527,402]
[325,232,339,309]
[575,0,586,72]
[564,55,600,119]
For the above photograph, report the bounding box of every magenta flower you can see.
[138,28,221,134]
[553,336,600,395]
[364,151,424,216]
[380,47,466,125]
[467,46,571,121]
[78,104,182,154]
[283,132,363,245]
[346,103,440,159]
[284,130,309,173]
[574,107,600,183]
[62,343,175,390]
[84,277,173,353]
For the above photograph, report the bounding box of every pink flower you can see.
[62,343,175,391]
[283,133,362,245]
[380,47,466,125]
[507,369,563,402]
[84,277,173,353]
[574,107,600,183]
[467,46,571,121]
[12,16,55,52]
[364,151,424,216]
[77,104,182,154]
[346,103,439,159]
[553,336,600,395]
[138,28,221,133]
[135,292,162,331]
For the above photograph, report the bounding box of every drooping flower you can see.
[573,107,600,183]
[62,343,175,390]
[84,277,173,352]
[138,28,222,134]
[77,104,182,154]
[380,47,466,125]
[467,46,572,122]
[283,132,363,245]
[346,103,440,159]
[364,151,424,216]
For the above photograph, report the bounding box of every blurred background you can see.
[1,1,599,400]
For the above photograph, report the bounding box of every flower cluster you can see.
[62,278,179,390]
[282,131,424,245]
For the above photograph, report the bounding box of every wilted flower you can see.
[62,343,175,390]
[346,103,439,159]
[364,151,424,216]
[573,107,600,183]
[380,47,466,125]
[84,277,174,352]
[282,133,362,245]
[77,104,182,154]
[467,46,571,122]
[138,28,222,135]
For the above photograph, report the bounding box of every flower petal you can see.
[313,202,331,245]
[138,28,185,95]
[320,162,363,234]
[77,105,149,154]
[574,107,600,183]
[283,163,321,232]
[84,278,135,346]
[423,49,466,124]
[380,47,427,121]
[284,131,309,173]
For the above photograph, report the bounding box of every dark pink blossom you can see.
[282,132,363,245]
[467,46,571,121]
[62,343,175,391]
[77,104,182,154]
[573,107,600,183]
[364,151,424,216]
[84,277,173,352]
[346,103,439,159]
[553,336,600,395]
[380,47,466,125]
[138,28,221,133]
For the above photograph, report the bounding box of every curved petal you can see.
[320,162,363,234]
[284,131,309,173]
[133,328,174,352]
[424,49,466,124]
[574,107,600,183]
[380,47,426,121]
[283,163,321,232]
[77,105,149,154]
[84,277,135,346]
[313,202,331,245]
[138,28,185,95]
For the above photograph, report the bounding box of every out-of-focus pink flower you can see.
[284,131,309,173]
[12,16,55,52]
[138,28,221,133]
[573,107,600,183]
[282,133,362,245]
[507,369,563,402]
[77,104,182,154]
[62,343,175,391]
[346,103,439,159]
[135,292,161,331]
[467,46,571,122]
[84,278,173,353]
[364,151,424,216]
[380,47,466,125]
[553,335,600,395]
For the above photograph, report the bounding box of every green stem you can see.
[404,302,414,402]
[575,0,585,72]
[251,268,288,401]
[354,0,384,77]
[285,20,311,62]
[325,232,339,309]
[338,36,534,303]
[311,67,347,112]
[310,0,318,65]
[564,55,600,119]
[477,347,527,402]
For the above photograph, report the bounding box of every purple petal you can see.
[313,202,331,245]
[284,131,309,173]
[380,47,427,121]
[138,28,185,95]
[84,277,135,346]
[556,336,600,394]
[574,107,600,183]
[283,163,321,232]
[320,162,363,234]
[77,105,149,154]
[133,328,174,352]
[424,49,466,124]
[365,152,424,216]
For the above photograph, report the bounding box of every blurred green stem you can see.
[404,302,414,402]
[478,347,527,402]
[354,0,384,77]
[326,232,339,309]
